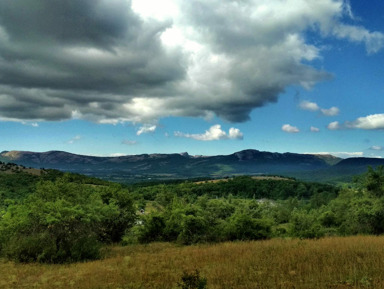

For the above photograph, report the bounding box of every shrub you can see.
[177,270,207,289]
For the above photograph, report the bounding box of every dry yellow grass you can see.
[1,236,384,288]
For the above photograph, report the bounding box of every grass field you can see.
[1,236,384,288]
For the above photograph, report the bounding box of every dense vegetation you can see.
[0,171,135,263]
[1,166,384,264]
[125,169,384,244]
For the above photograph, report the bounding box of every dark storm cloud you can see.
[0,0,134,47]
[0,0,183,92]
[0,0,185,122]
[0,0,382,124]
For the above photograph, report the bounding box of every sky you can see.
[0,0,384,158]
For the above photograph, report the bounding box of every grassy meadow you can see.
[2,236,384,289]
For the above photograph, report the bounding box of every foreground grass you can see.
[2,236,384,288]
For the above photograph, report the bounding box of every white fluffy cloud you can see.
[300,100,339,116]
[300,101,320,111]
[328,114,384,130]
[348,114,384,129]
[175,124,243,141]
[0,0,381,124]
[137,125,157,136]
[327,121,341,130]
[228,128,244,140]
[310,126,320,132]
[282,124,300,133]
[321,107,340,116]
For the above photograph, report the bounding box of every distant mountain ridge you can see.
[0,149,381,183]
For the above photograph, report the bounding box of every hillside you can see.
[290,157,384,183]
[0,149,339,182]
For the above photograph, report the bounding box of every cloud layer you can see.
[0,0,382,124]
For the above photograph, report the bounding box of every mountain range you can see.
[1,149,383,183]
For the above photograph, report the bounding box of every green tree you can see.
[225,213,272,241]
[177,215,209,245]
[99,186,136,243]
[138,214,166,243]
[365,166,384,197]
[290,209,324,239]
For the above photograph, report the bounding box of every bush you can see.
[177,270,207,289]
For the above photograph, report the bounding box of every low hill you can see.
[335,157,384,168]
[290,157,384,183]
[326,157,384,180]
[0,161,42,175]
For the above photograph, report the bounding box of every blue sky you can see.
[0,0,384,158]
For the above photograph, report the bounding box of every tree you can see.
[177,215,209,245]
[365,166,384,197]
[225,213,272,241]
[290,209,324,239]
[138,214,166,243]
[99,186,136,243]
